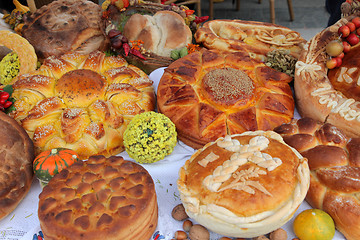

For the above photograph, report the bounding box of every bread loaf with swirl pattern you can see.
[274,117,360,240]
[11,51,155,159]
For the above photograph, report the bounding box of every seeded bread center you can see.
[202,68,254,105]
[55,69,107,108]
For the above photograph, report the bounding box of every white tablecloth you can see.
[0,68,346,240]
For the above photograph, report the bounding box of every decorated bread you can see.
[177,131,310,238]
[21,0,107,60]
[194,19,306,61]
[123,10,192,58]
[157,49,294,149]
[274,117,360,240]
[0,30,37,85]
[10,50,155,159]
[103,1,205,74]
[294,12,360,137]
[38,155,158,240]
[0,111,34,220]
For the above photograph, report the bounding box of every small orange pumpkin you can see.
[33,148,80,187]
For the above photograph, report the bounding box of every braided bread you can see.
[274,117,360,240]
[11,51,155,159]
[178,130,309,238]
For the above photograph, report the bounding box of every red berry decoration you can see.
[346,33,360,45]
[337,52,345,59]
[338,25,351,37]
[352,17,360,28]
[347,22,356,32]
[334,57,343,67]
[326,58,338,69]
[343,41,351,52]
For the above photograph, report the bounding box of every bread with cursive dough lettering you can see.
[294,12,360,138]
[274,117,360,240]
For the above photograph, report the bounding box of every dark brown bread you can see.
[21,0,107,60]
[0,111,34,220]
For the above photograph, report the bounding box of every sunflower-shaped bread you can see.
[157,49,295,149]
[11,51,155,159]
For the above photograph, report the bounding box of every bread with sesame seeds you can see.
[0,111,34,220]
[38,155,158,240]
[10,51,155,160]
[157,49,295,149]
[21,0,108,60]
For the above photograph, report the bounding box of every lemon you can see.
[293,209,335,240]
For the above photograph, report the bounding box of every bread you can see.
[21,0,107,60]
[11,50,155,159]
[294,13,360,138]
[274,118,360,240]
[0,30,37,81]
[194,19,306,61]
[177,130,310,238]
[0,111,34,220]
[157,49,294,149]
[123,10,192,58]
[38,155,158,240]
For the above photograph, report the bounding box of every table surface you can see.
[0,68,347,240]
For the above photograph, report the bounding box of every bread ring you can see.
[0,30,37,82]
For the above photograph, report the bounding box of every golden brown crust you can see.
[194,19,306,61]
[21,0,107,60]
[274,117,360,240]
[123,10,192,58]
[157,49,294,149]
[294,13,360,138]
[11,51,155,159]
[38,155,158,240]
[177,130,309,238]
[0,111,34,220]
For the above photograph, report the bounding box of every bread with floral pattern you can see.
[11,51,155,159]
[157,49,294,149]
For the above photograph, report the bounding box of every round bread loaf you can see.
[294,13,360,138]
[11,50,155,159]
[177,130,310,238]
[21,0,107,60]
[157,49,294,149]
[0,111,34,220]
[195,19,306,61]
[38,155,158,240]
[274,117,360,240]
[123,10,192,58]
